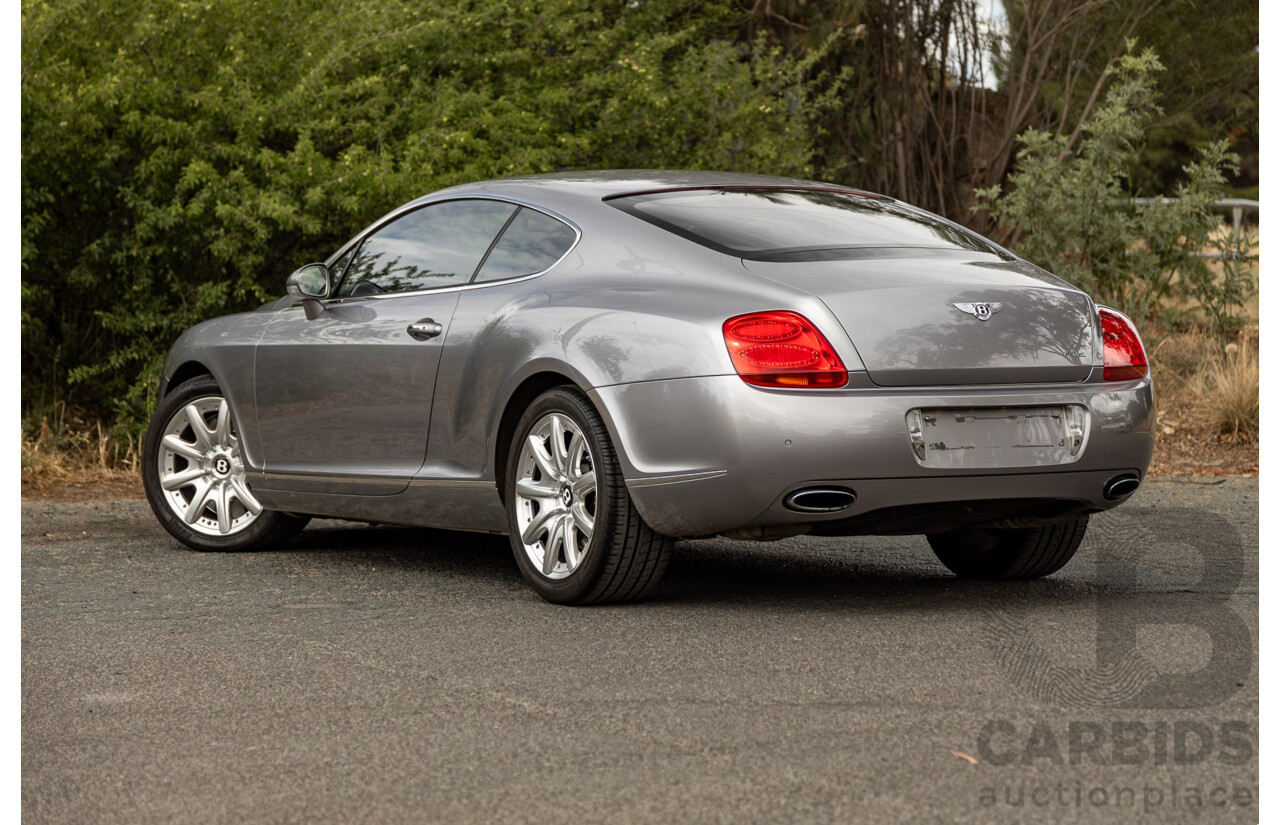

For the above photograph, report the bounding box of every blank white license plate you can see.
[906,406,1085,469]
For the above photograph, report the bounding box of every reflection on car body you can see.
[142,171,1153,604]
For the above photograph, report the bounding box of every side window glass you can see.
[474,207,577,284]
[337,200,517,297]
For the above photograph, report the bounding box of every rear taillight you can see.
[1098,306,1147,382]
[723,310,848,388]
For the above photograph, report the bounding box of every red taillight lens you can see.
[1098,306,1148,382]
[723,311,848,388]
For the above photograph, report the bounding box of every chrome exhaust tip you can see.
[1103,474,1141,500]
[784,487,856,513]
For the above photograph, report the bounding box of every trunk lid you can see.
[744,252,1096,387]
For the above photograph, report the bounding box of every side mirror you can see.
[285,263,331,321]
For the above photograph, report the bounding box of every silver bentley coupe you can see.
[142,171,1153,604]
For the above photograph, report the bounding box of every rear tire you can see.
[926,515,1089,580]
[143,375,309,552]
[506,387,672,604]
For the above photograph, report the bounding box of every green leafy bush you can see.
[23,0,839,422]
[976,44,1252,328]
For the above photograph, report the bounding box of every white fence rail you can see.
[1128,198,1259,261]
[1129,198,1259,234]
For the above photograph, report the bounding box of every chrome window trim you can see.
[320,195,582,304]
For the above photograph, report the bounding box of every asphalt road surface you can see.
[23,478,1258,824]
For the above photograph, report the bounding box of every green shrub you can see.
[23,0,841,421]
[975,44,1252,329]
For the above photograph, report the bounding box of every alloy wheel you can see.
[155,396,263,537]
[513,412,598,580]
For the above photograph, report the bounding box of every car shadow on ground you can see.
[274,520,517,577]
[283,521,1106,611]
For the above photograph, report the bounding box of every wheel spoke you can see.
[516,476,559,500]
[228,477,263,516]
[549,415,569,475]
[564,521,581,569]
[571,471,596,499]
[542,515,566,575]
[571,500,594,536]
[521,503,559,545]
[182,480,214,524]
[162,434,204,462]
[184,404,214,450]
[212,399,231,447]
[527,434,560,482]
[566,429,585,476]
[215,482,231,534]
[161,467,206,491]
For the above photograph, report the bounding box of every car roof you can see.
[417,170,881,212]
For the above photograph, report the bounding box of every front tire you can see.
[506,387,672,604]
[927,515,1089,580]
[143,375,309,551]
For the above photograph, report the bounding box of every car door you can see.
[253,198,519,496]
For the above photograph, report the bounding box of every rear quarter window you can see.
[475,207,577,283]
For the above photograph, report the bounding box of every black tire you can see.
[926,515,1089,580]
[143,375,309,551]
[505,387,673,605]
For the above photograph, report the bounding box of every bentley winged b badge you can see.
[952,301,1004,321]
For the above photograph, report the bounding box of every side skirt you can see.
[253,478,508,534]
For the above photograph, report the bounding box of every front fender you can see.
[156,311,275,472]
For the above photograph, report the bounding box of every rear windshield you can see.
[607,188,1006,262]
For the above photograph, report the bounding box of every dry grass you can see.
[21,403,141,496]
[1147,330,1219,389]
[1189,325,1260,442]
[1145,322,1259,476]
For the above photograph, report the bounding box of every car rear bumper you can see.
[590,373,1154,538]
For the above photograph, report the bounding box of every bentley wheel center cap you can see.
[560,484,573,507]
[212,454,232,478]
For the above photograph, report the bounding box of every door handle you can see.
[406,319,443,341]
